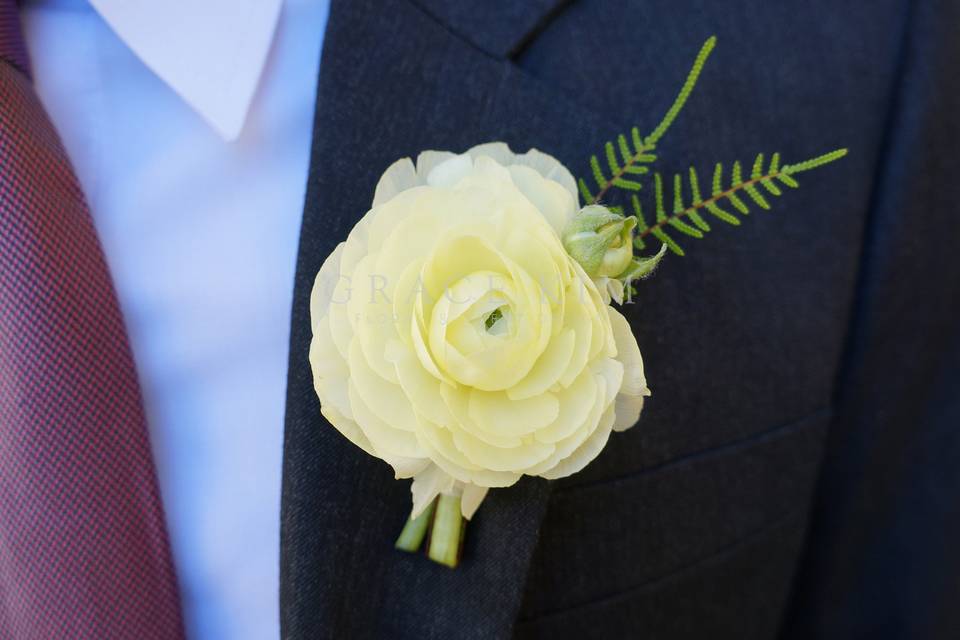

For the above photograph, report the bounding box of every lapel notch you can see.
[409,0,573,59]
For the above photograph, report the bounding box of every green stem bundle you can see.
[395,494,466,568]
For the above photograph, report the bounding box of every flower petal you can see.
[440,384,522,448]
[515,147,579,204]
[319,403,376,458]
[372,157,418,207]
[348,382,424,459]
[416,150,458,181]
[613,393,645,432]
[427,154,474,187]
[451,427,555,473]
[415,418,521,487]
[539,403,616,480]
[558,278,594,387]
[508,164,577,236]
[593,357,624,409]
[526,375,606,475]
[349,340,418,432]
[609,307,649,396]
[468,388,559,439]
[507,328,576,400]
[387,341,456,426]
[410,464,455,518]
[387,456,431,480]
[466,142,516,166]
[309,317,348,381]
[460,483,489,520]
[534,369,598,443]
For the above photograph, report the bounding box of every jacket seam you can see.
[517,507,804,624]
[553,406,833,495]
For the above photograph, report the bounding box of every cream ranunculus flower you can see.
[309,142,650,520]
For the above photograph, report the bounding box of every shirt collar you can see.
[90,0,283,140]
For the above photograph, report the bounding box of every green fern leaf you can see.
[782,148,848,174]
[668,217,704,238]
[731,160,743,187]
[651,226,684,256]
[705,201,741,225]
[751,153,765,180]
[578,36,717,204]
[760,178,783,196]
[605,142,620,174]
[631,195,649,251]
[645,36,716,147]
[673,172,709,232]
[726,161,750,213]
[687,211,710,232]
[612,177,643,191]
[689,167,704,205]
[744,182,771,209]
[571,31,850,260]
[590,156,608,190]
[578,177,595,203]
[629,148,848,255]
[777,173,800,188]
[631,127,644,153]
[618,135,632,165]
[672,174,684,213]
[654,173,667,222]
[728,191,750,214]
[711,163,723,196]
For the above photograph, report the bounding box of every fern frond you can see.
[631,195,649,251]
[778,173,800,188]
[651,225,684,256]
[579,36,717,205]
[590,156,608,190]
[612,177,643,191]
[605,142,620,174]
[618,135,632,164]
[653,173,667,222]
[645,36,716,147]
[629,149,848,255]
[683,170,710,231]
[578,177,594,203]
[711,163,723,196]
[743,181,770,210]
[782,148,848,174]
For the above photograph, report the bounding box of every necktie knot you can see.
[0,0,30,77]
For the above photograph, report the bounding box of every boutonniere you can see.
[308,36,846,567]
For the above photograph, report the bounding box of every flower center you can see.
[483,307,508,335]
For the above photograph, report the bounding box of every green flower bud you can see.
[562,205,637,278]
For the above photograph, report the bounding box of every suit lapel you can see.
[280,0,604,637]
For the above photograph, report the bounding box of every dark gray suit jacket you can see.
[280,1,960,637]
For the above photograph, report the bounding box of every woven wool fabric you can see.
[0,3,185,637]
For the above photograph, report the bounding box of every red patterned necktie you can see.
[0,2,185,638]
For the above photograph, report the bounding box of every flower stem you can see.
[395,498,436,553]
[428,493,463,568]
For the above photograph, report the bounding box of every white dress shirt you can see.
[22,1,330,638]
